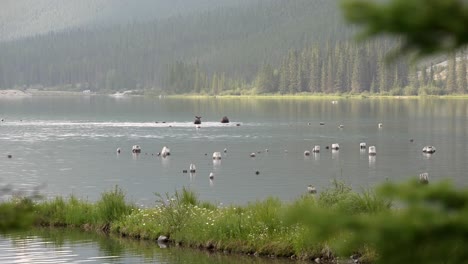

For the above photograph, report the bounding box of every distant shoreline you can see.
[2,89,468,99]
[162,94,468,100]
[0,89,31,97]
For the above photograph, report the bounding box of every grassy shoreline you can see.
[1,180,468,264]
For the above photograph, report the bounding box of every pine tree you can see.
[308,46,320,93]
[211,73,218,95]
[393,66,401,89]
[326,55,334,93]
[334,44,344,93]
[255,64,275,94]
[421,66,428,87]
[370,78,376,93]
[457,51,467,94]
[408,65,419,89]
[219,72,226,93]
[428,63,434,86]
[279,59,289,94]
[377,55,388,94]
[320,58,328,93]
[351,48,362,93]
[298,50,309,92]
[288,50,299,94]
[446,53,457,93]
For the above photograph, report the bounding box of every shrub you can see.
[0,198,34,231]
[95,186,134,226]
[403,86,418,96]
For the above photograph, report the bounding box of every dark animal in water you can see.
[194,116,202,124]
[221,116,230,123]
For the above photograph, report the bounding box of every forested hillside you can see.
[0,0,466,95]
[0,0,345,92]
[0,0,249,41]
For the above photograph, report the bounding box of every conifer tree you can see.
[320,58,328,93]
[446,53,457,93]
[421,65,428,87]
[326,55,334,93]
[457,51,467,93]
[369,78,376,93]
[219,72,226,93]
[279,58,289,94]
[256,64,275,94]
[393,66,401,89]
[211,73,218,95]
[408,65,419,89]
[334,44,344,93]
[288,50,299,94]
[428,63,434,86]
[308,46,320,93]
[377,56,387,93]
[351,49,362,93]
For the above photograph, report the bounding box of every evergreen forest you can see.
[0,0,466,95]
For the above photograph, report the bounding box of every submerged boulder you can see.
[132,145,141,153]
[157,235,169,243]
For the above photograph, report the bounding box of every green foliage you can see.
[403,85,418,96]
[4,182,468,263]
[419,85,445,96]
[389,87,402,96]
[341,0,468,57]
[115,183,392,261]
[288,180,468,264]
[33,186,134,229]
[0,198,35,231]
[349,181,468,264]
[95,186,134,226]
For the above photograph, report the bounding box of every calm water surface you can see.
[0,96,467,206]
[1,229,292,264]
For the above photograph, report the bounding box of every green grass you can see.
[0,197,35,232]
[2,180,468,263]
[112,181,390,261]
[33,186,135,230]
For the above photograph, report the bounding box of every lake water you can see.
[0,96,467,206]
[1,229,292,264]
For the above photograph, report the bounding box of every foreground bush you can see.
[289,180,468,264]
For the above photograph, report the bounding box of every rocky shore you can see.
[0,89,31,97]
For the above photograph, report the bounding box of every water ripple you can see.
[3,120,246,128]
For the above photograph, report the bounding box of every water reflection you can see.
[213,160,222,167]
[423,153,434,160]
[1,229,294,264]
[331,149,339,160]
[313,153,320,161]
[161,156,171,167]
[369,156,376,168]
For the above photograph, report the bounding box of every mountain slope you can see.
[0,0,248,41]
[0,0,349,91]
